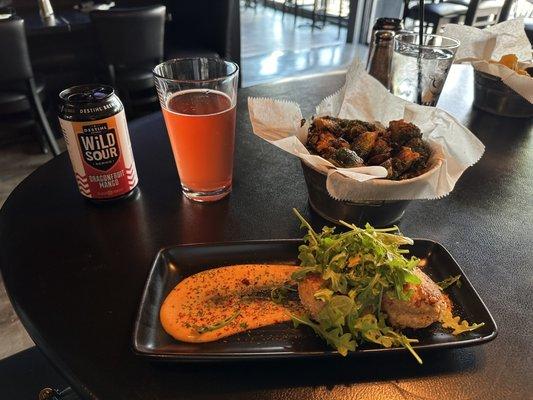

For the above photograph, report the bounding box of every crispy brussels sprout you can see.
[388,120,422,145]
[306,115,431,180]
[367,152,391,166]
[343,120,379,141]
[405,137,430,161]
[328,148,364,168]
[351,131,379,159]
[312,116,344,137]
[307,131,349,153]
[395,146,421,167]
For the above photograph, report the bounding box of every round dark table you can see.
[1,66,532,400]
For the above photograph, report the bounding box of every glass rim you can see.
[394,33,460,50]
[152,57,239,83]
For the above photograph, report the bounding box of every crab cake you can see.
[382,268,451,329]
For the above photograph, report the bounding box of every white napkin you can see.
[442,19,533,103]
[248,60,485,202]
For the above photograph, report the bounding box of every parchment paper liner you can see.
[443,18,533,103]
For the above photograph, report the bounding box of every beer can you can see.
[58,84,138,201]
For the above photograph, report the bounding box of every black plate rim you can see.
[132,238,498,361]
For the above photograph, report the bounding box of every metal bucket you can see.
[300,161,410,227]
[473,70,533,118]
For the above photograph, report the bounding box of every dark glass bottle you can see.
[366,30,395,89]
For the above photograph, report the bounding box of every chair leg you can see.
[32,122,49,154]
[311,0,317,31]
[26,78,60,156]
[435,17,450,34]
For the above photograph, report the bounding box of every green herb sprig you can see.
[437,275,462,291]
[270,283,297,304]
[194,311,240,334]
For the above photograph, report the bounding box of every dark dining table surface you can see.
[1,65,532,400]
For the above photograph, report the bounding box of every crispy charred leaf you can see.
[312,116,344,137]
[405,137,430,160]
[311,116,380,140]
[379,148,422,179]
[328,148,364,168]
[366,137,393,166]
[395,147,421,170]
[404,137,431,173]
[343,120,379,141]
[308,131,350,155]
[351,131,379,159]
[312,131,337,153]
[334,137,351,149]
[388,120,422,145]
[366,152,391,166]
[391,158,411,178]
[370,138,392,157]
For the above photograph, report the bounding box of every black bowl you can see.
[300,161,410,227]
[473,70,533,118]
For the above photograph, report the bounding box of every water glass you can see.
[153,58,239,202]
[391,33,460,106]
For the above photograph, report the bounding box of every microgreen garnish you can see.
[194,311,240,334]
[291,208,424,362]
[439,309,484,334]
[437,275,462,291]
[290,209,484,363]
[270,283,297,304]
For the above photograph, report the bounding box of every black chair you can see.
[405,0,504,33]
[405,0,468,33]
[90,5,166,117]
[162,0,241,65]
[0,17,60,155]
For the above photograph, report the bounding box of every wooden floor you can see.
[0,4,365,361]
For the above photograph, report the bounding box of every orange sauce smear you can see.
[160,264,302,343]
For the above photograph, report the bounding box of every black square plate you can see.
[133,239,497,361]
